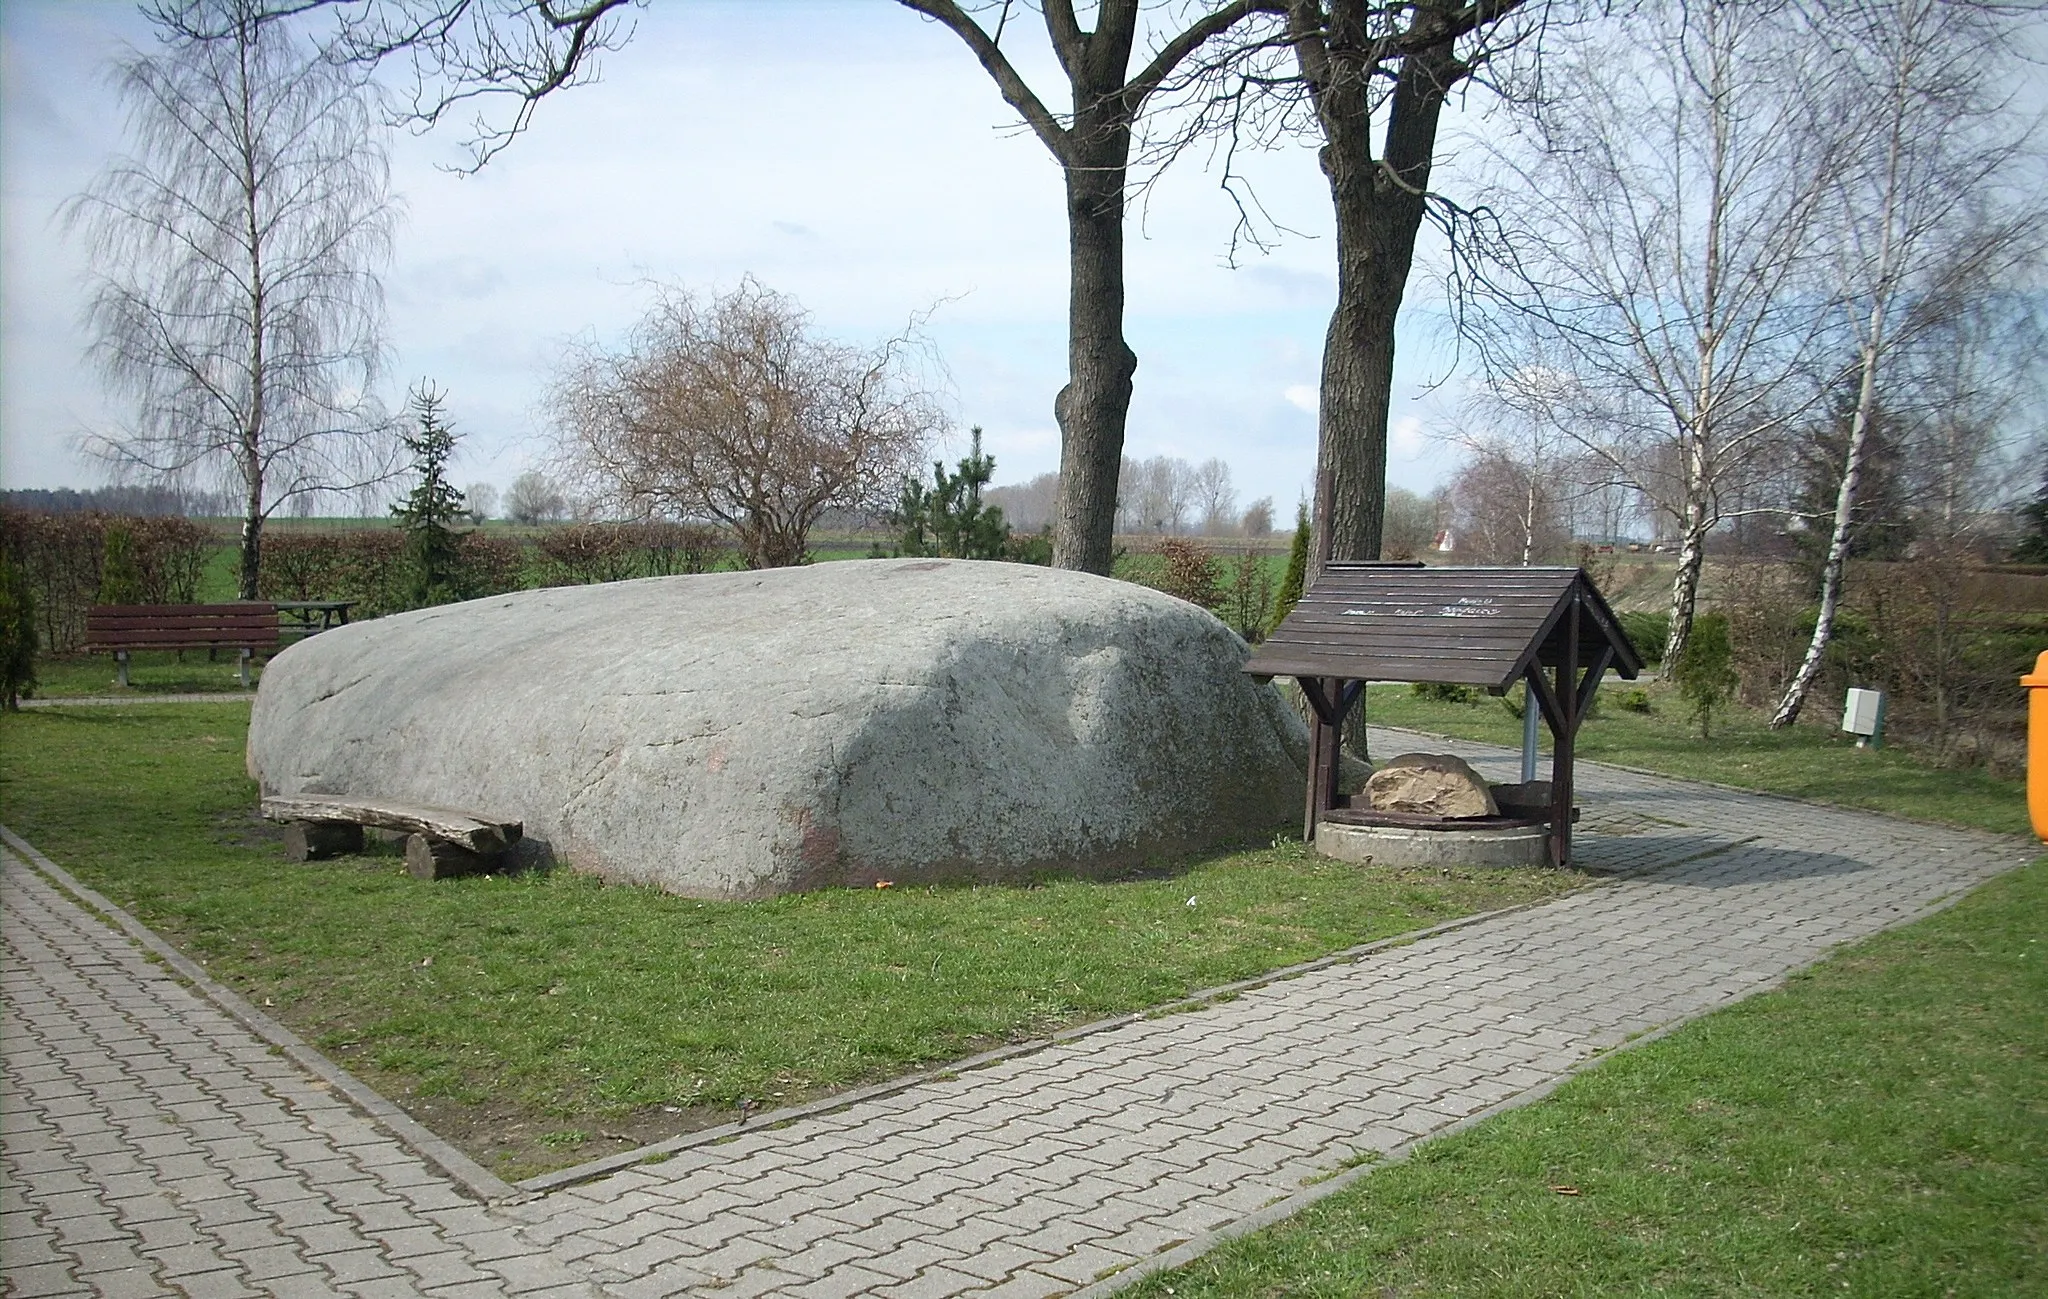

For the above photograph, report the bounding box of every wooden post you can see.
[1548,591,1580,867]
[405,834,494,880]
[1299,676,1350,843]
[1321,678,1340,814]
[1302,706,1324,843]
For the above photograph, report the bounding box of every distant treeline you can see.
[1,486,233,518]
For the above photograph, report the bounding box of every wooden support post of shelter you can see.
[1244,564,1642,867]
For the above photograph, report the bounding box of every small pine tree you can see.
[893,475,936,557]
[1266,500,1311,638]
[390,383,469,609]
[99,524,145,605]
[1672,611,1738,738]
[1,550,37,709]
[891,427,1011,560]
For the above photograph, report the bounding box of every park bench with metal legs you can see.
[84,602,281,688]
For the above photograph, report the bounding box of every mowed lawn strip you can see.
[0,704,1584,1178]
[33,649,265,698]
[1365,682,2029,836]
[1127,855,2048,1299]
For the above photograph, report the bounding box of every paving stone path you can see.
[4,734,2034,1299]
[0,853,599,1299]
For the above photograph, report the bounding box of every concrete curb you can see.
[0,823,523,1206]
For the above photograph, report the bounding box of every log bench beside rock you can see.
[260,794,521,880]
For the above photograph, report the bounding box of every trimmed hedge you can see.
[0,510,215,652]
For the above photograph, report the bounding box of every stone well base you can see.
[1315,819,1550,869]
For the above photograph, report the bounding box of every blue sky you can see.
[1,0,1467,511]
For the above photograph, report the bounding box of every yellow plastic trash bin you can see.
[2026,651,2048,842]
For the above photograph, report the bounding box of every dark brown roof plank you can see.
[1242,566,1639,686]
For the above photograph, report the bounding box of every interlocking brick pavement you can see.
[0,849,601,1299]
[4,730,2034,1298]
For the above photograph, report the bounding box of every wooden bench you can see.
[85,603,281,688]
[259,794,524,879]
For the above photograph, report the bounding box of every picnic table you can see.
[274,600,355,638]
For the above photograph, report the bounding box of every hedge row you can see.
[0,509,216,653]
[260,522,732,620]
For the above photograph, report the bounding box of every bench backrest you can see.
[86,603,281,651]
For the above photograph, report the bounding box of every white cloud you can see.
[1391,415,1427,460]
[1282,384,1319,413]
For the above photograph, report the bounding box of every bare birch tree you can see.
[1192,457,1239,534]
[1770,0,2042,726]
[1905,294,2044,547]
[67,0,397,599]
[1461,0,1834,666]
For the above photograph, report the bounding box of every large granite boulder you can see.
[247,559,1307,898]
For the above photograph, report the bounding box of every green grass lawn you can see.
[0,703,1583,1179]
[32,649,263,697]
[1365,681,2029,836]
[1128,853,2048,1299]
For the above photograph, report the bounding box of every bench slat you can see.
[89,603,274,617]
[260,794,522,855]
[88,612,279,627]
[86,635,281,652]
[88,622,278,634]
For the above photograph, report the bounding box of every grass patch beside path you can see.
[1365,682,2028,836]
[1129,855,2048,1299]
[0,704,1584,1180]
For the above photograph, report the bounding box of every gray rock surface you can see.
[1364,753,1499,818]
[246,559,1307,898]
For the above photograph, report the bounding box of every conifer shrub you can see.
[1266,502,1311,638]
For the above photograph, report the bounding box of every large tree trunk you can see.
[901,1,1281,575]
[239,462,263,601]
[237,319,264,601]
[1304,16,1462,766]
[1052,127,1137,575]
[1309,36,1459,570]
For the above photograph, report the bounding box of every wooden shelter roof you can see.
[1243,564,1642,691]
